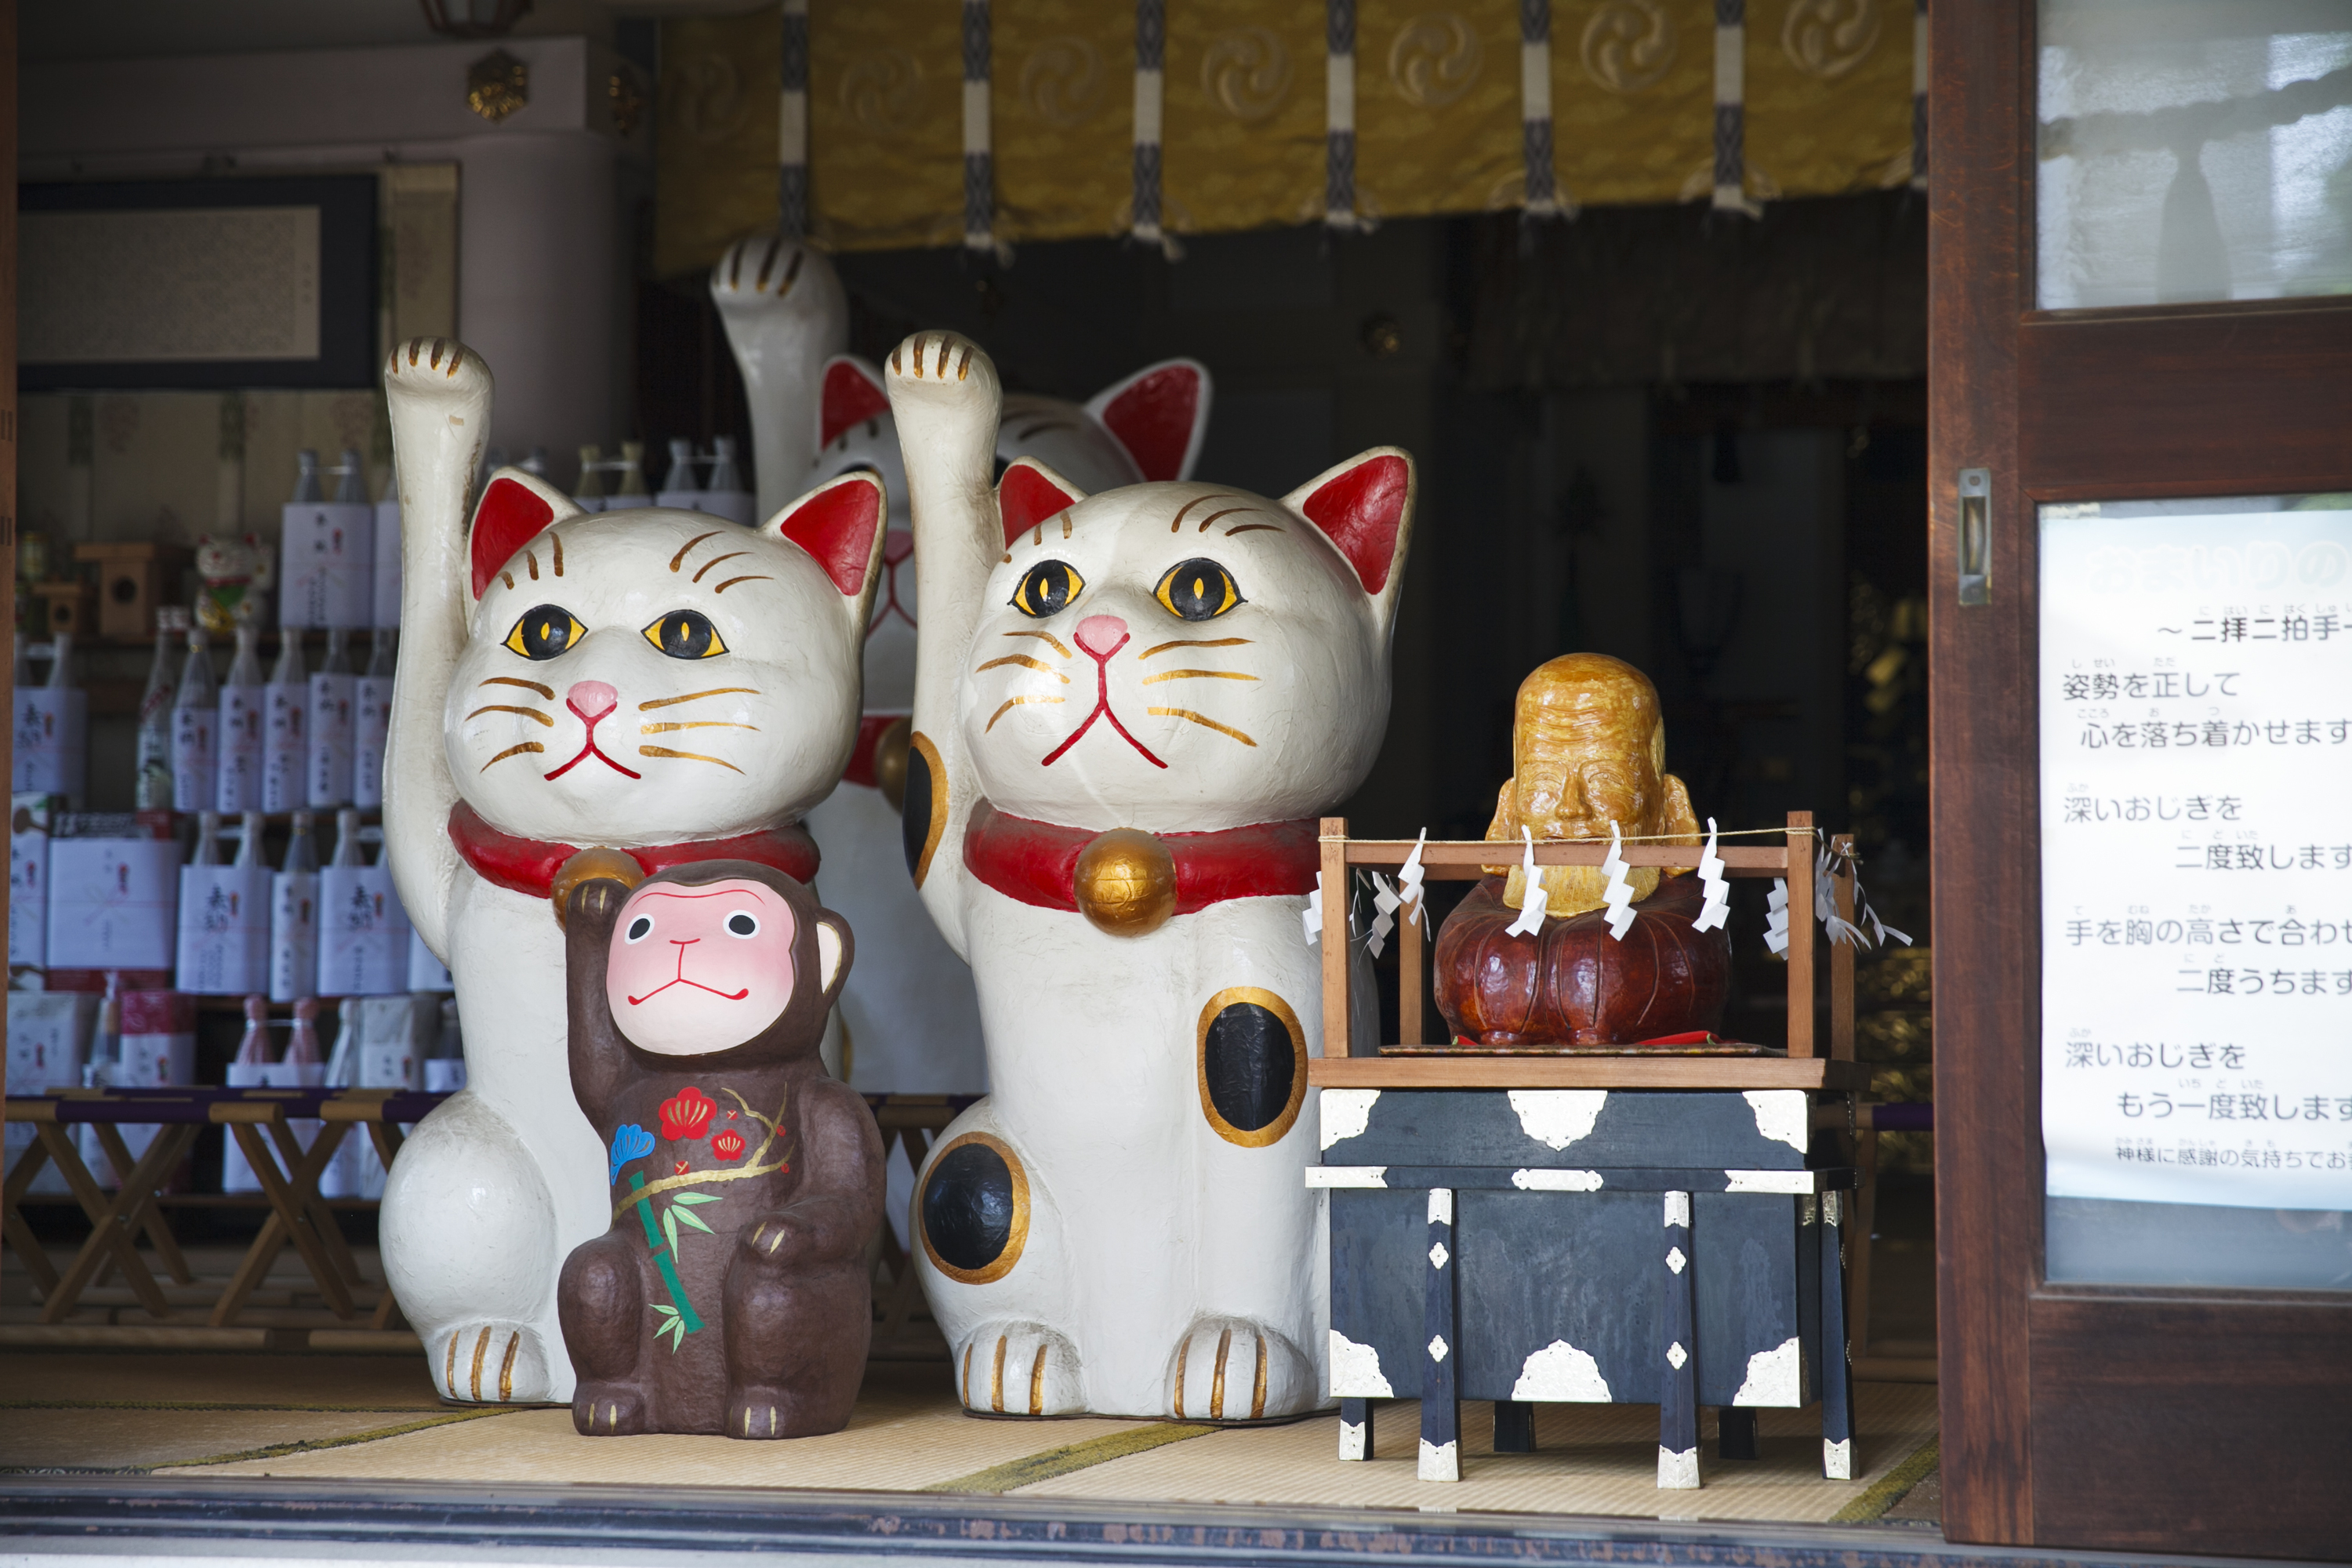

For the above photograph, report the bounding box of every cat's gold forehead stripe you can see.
[524,550,539,581]
[692,550,747,583]
[1138,637,1251,660]
[1225,524,1283,536]
[976,655,1069,682]
[640,687,759,710]
[668,531,723,572]
[481,676,554,699]
[1195,507,1269,533]
[1004,629,1073,658]
[1171,493,1243,533]
[550,534,564,576]
[712,575,772,593]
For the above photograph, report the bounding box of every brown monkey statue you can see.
[556,855,884,1438]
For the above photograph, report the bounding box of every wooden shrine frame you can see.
[1310,810,1867,1092]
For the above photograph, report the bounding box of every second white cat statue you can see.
[376,336,883,1403]
[887,330,1414,1420]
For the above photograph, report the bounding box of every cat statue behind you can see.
[713,238,1211,1099]
[377,336,884,1403]
[886,330,1413,1419]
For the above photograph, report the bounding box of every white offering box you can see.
[318,864,412,996]
[46,838,180,971]
[5,990,95,1194]
[13,686,88,803]
[176,862,272,995]
[281,499,374,629]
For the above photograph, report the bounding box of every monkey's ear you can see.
[813,911,851,1006]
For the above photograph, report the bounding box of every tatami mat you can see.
[1015,1385,1937,1523]
[2,1352,1936,1525]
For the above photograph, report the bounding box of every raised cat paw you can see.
[884,331,996,405]
[432,1321,554,1404]
[573,1381,652,1436]
[385,334,488,397]
[710,234,818,304]
[1167,1318,1316,1421]
[956,1321,1083,1415]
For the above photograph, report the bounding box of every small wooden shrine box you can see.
[72,543,191,640]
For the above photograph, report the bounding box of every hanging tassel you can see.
[1323,0,1363,234]
[1600,819,1638,940]
[777,0,810,240]
[1711,0,1763,218]
[1693,817,1730,933]
[1504,825,1547,937]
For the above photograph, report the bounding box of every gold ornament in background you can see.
[1074,829,1179,938]
[1019,37,1106,129]
[467,49,530,123]
[1783,0,1882,80]
[1388,13,1482,110]
[1483,652,1703,916]
[1582,0,1676,95]
[872,717,914,814]
[840,48,928,139]
[1201,27,1292,123]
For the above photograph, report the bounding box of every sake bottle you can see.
[521,446,550,477]
[268,810,319,1002]
[352,628,394,810]
[20,630,88,802]
[707,437,743,494]
[216,623,265,813]
[260,630,307,814]
[318,996,365,1198]
[572,445,605,513]
[134,608,184,811]
[221,994,273,1193]
[291,448,322,505]
[662,438,697,493]
[307,627,354,809]
[614,441,649,502]
[170,624,218,813]
[333,448,366,505]
[372,463,402,629]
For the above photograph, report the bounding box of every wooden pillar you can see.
[1319,818,1350,1058]
[1785,811,1816,1058]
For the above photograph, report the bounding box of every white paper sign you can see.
[2041,497,2352,1212]
[46,838,180,971]
[281,500,373,628]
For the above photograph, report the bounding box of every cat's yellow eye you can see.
[644,609,728,659]
[503,605,588,660]
[1155,558,1243,622]
[1011,560,1084,619]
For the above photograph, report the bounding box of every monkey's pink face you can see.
[607,880,797,1056]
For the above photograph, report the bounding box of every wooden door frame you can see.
[1930,2,2352,1553]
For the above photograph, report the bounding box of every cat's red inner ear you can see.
[470,476,557,599]
[774,474,884,595]
[1298,454,1410,595]
[820,359,891,449]
[998,462,1081,546]
[1096,365,1202,482]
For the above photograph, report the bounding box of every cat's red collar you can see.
[962,800,1319,914]
[448,801,820,902]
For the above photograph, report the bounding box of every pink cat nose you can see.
[1076,615,1128,656]
[567,681,618,719]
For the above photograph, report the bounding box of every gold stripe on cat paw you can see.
[1075,829,1178,937]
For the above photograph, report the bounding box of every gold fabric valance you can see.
[656,0,1916,275]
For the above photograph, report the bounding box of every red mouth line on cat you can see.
[626,942,751,1006]
[545,699,643,781]
[1040,631,1167,769]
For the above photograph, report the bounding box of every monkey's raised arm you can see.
[560,851,644,1125]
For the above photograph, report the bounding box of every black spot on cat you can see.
[921,1139,1016,1275]
[902,739,936,880]
[1203,1002,1296,1134]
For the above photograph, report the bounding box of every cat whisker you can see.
[481,741,546,770]
[1005,630,1073,658]
[1149,707,1257,747]
[976,655,1070,682]
[1138,637,1251,660]
[987,695,1065,731]
[639,721,758,734]
[481,676,555,699]
[1140,670,1258,685]
[467,703,555,726]
[637,745,744,774]
[639,688,760,710]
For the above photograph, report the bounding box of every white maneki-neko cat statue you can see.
[376,330,884,1403]
[713,238,1211,1098]
[887,330,1412,1420]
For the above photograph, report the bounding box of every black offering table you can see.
[1308,815,1866,1490]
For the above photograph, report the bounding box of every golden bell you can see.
[872,716,913,813]
[1073,829,1178,938]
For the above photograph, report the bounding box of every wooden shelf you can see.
[1309,1056,1870,1091]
